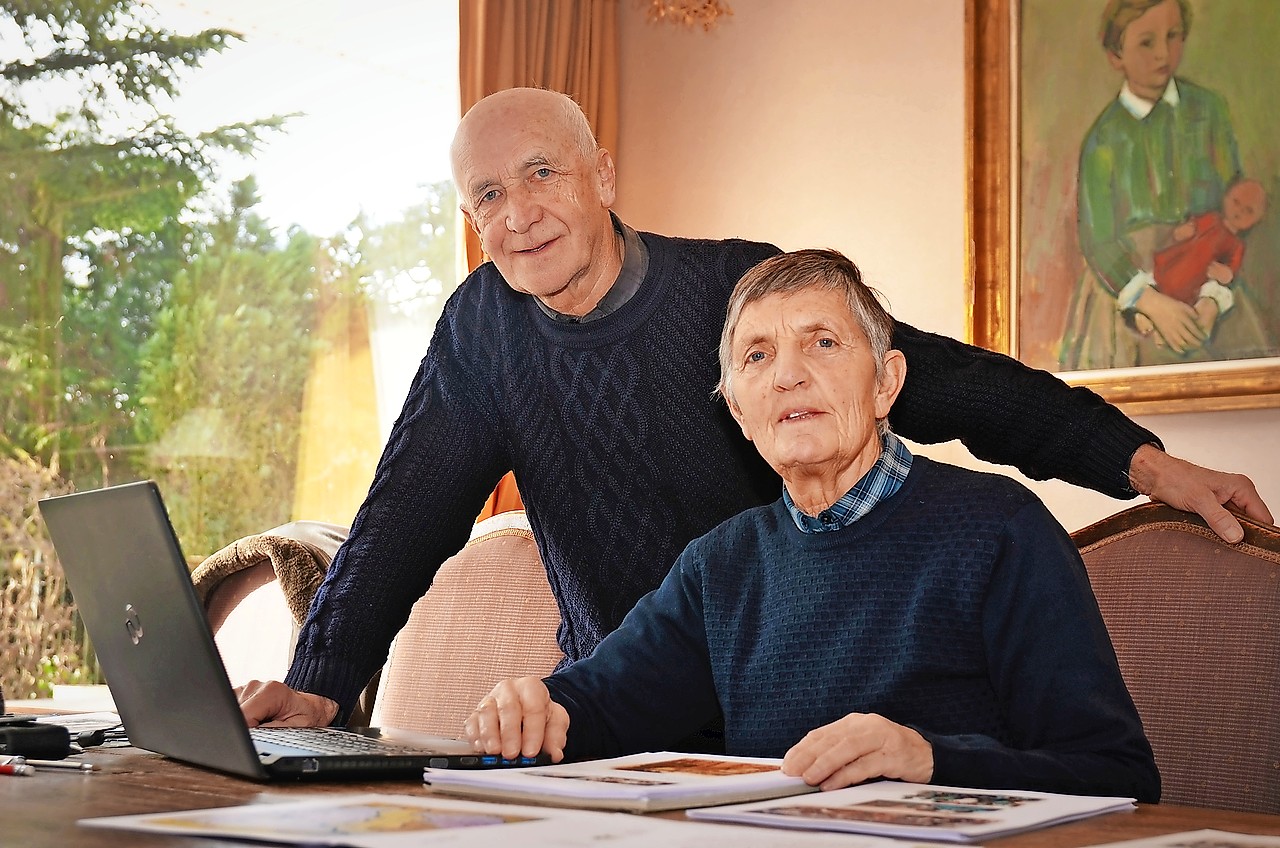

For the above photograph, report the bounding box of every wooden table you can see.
[5,744,1280,848]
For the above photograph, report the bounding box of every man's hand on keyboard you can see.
[236,679,340,728]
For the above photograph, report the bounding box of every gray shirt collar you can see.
[534,214,649,324]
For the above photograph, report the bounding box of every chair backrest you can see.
[1072,502,1280,813]
[371,511,564,737]
[193,521,348,689]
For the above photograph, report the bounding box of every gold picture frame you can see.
[966,0,1280,415]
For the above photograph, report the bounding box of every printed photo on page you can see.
[687,780,1136,842]
[78,792,935,848]
[424,751,815,812]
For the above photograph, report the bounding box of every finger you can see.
[1193,497,1245,544]
[781,734,822,780]
[1222,482,1274,526]
[492,679,545,759]
[236,680,278,727]
[544,702,570,763]
[817,757,877,791]
[469,700,503,755]
[806,736,877,787]
[513,690,548,760]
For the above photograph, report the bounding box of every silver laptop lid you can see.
[39,481,268,779]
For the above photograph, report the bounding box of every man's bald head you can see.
[451,88,597,188]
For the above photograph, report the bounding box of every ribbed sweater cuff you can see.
[1079,410,1163,499]
[284,653,369,727]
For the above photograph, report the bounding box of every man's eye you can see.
[534,167,553,179]
[816,338,835,348]
[746,351,766,363]
[479,189,500,204]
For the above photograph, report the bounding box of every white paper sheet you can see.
[79,792,938,847]
[688,780,1136,842]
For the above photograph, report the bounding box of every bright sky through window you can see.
[145,0,459,236]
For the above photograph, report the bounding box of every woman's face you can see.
[1108,0,1186,101]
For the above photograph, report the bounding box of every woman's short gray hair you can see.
[716,248,895,404]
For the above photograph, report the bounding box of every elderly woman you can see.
[466,249,1159,802]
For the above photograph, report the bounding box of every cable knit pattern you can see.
[546,458,1160,802]
[285,232,1159,721]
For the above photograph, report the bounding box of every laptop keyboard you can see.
[250,726,426,755]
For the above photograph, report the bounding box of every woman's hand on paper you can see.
[465,676,568,762]
[782,712,933,791]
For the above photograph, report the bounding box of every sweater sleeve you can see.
[544,551,722,760]
[888,321,1160,498]
[1078,118,1140,296]
[925,500,1160,802]
[284,299,511,722]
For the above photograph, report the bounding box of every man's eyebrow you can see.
[521,154,553,169]
[465,154,558,200]
[466,176,497,200]
[733,330,770,354]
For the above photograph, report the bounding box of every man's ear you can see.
[874,349,907,421]
[596,148,617,208]
[724,391,754,442]
[460,205,479,236]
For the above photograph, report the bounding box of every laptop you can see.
[38,480,549,781]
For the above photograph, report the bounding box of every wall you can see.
[615,0,1280,532]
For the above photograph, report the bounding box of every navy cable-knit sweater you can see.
[286,232,1160,721]
[545,457,1160,803]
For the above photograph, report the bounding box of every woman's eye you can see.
[746,351,766,363]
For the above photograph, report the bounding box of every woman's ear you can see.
[874,349,907,421]
[724,391,754,442]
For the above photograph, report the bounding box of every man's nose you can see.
[772,346,808,390]
[505,185,542,233]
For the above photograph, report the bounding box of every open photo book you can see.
[686,780,1137,842]
[423,751,816,812]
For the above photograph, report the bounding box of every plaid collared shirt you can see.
[782,432,913,533]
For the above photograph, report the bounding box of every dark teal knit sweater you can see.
[546,457,1160,802]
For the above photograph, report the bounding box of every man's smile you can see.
[516,236,558,255]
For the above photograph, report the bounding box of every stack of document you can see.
[424,751,815,812]
[80,793,935,847]
[687,780,1137,842]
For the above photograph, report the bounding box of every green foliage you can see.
[355,180,458,308]
[0,449,81,700]
[0,0,238,130]
[134,186,324,556]
[0,0,283,475]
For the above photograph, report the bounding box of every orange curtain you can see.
[461,0,620,521]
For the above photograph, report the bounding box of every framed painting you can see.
[967,0,1280,414]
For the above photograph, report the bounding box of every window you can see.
[1,0,460,698]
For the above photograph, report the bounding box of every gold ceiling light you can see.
[642,0,733,32]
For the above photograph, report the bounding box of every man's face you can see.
[1223,182,1266,233]
[726,288,902,492]
[1108,0,1185,101]
[452,95,617,311]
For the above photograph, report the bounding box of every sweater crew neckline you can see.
[527,230,674,349]
[774,456,927,550]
